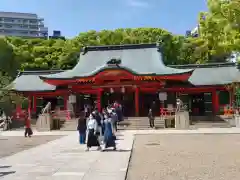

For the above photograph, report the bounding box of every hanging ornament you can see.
[110,88,114,93]
[121,87,125,93]
[69,94,76,104]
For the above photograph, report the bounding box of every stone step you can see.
[119,118,165,129]
[118,126,164,130]
[59,117,166,131]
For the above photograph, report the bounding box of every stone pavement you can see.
[127,134,240,180]
[0,132,134,180]
[0,130,75,137]
[3,127,240,137]
[1,127,240,179]
[0,135,63,158]
[125,127,240,135]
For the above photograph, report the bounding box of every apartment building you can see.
[0,11,48,38]
[49,30,65,40]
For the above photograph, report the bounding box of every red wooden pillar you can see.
[212,90,219,114]
[63,95,69,120]
[230,88,235,106]
[28,96,32,117]
[216,91,219,114]
[135,87,139,116]
[33,96,37,112]
[64,95,68,110]
[97,89,102,112]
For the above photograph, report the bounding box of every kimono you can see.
[86,118,100,148]
[103,118,116,149]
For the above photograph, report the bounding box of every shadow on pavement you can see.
[0,171,16,177]
[102,149,131,152]
[0,166,15,177]
[0,166,11,168]
[116,138,124,140]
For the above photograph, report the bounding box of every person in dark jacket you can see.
[148,108,155,128]
[77,112,87,144]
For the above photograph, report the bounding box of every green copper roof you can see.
[40,44,193,80]
[189,66,239,86]
[170,63,239,86]
[6,60,240,92]
[5,71,61,92]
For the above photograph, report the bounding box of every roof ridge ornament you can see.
[106,58,122,67]
[81,46,88,55]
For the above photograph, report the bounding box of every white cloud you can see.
[126,0,150,8]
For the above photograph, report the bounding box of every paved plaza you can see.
[1,128,240,179]
[0,131,134,180]
[126,133,240,180]
[0,135,63,158]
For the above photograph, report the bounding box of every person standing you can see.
[84,104,90,117]
[103,113,116,151]
[86,114,101,151]
[111,109,118,133]
[77,112,87,144]
[93,110,102,136]
[93,110,103,144]
[148,108,155,128]
[115,103,123,122]
[24,115,33,137]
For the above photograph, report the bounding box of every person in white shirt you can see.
[86,114,101,151]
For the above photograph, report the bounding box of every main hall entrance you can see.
[139,92,160,116]
[101,92,135,117]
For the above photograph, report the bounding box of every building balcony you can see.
[0,26,38,32]
[0,31,47,38]
[39,27,48,33]
[0,19,45,26]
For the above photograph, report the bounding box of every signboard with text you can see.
[159,92,167,101]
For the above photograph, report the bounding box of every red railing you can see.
[159,108,176,116]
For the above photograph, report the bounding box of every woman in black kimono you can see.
[86,114,101,151]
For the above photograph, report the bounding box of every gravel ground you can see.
[0,135,63,158]
[126,134,240,180]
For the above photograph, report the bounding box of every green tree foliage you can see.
[5,28,209,70]
[2,0,239,71]
[0,38,24,115]
[198,0,240,61]
[4,20,238,72]
[0,72,25,115]
[0,38,19,76]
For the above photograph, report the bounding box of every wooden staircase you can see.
[118,117,165,130]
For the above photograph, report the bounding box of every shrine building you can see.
[6,43,239,118]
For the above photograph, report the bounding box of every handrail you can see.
[41,102,51,114]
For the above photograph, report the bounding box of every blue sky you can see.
[0,0,208,38]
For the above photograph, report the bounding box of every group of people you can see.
[77,102,123,151]
[0,110,13,131]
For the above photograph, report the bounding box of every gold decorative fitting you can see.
[225,84,232,91]
[134,76,160,81]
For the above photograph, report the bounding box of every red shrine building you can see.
[7,43,238,118]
